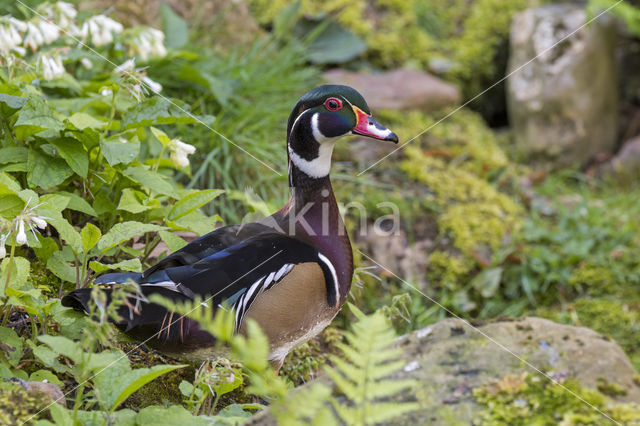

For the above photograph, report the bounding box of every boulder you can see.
[323,69,461,112]
[249,317,640,425]
[506,4,618,167]
[601,136,640,180]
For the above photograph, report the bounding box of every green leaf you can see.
[29,369,63,386]
[0,257,30,297]
[0,327,23,367]
[46,251,77,283]
[121,97,203,130]
[14,97,65,139]
[100,138,140,166]
[149,127,171,146]
[81,223,101,252]
[0,193,24,219]
[117,188,154,214]
[0,91,26,117]
[56,191,98,216]
[169,209,218,236]
[123,166,176,197]
[102,364,184,411]
[168,189,223,220]
[0,147,28,164]
[37,335,82,364]
[159,230,187,252]
[27,148,73,190]
[49,137,89,178]
[97,221,167,252]
[0,172,21,192]
[471,267,503,298]
[300,20,367,64]
[89,258,142,274]
[67,112,105,130]
[48,217,82,253]
[161,3,189,49]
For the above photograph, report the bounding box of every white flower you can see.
[142,76,162,93]
[55,2,77,29]
[131,27,167,61]
[31,215,47,230]
[129,83,144,102]
[24,21,44,50]
[0,17,26,53]
[15,219,27,245]
[38,19,60,44]
[0,234,7,259]
[100,88,113,97]
[80,57,93,69]
[84,14,123,46]
[169,139,196,167]
[38,54,65,80]
[114,58,135,74]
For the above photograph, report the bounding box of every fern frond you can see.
[326,305,419,425]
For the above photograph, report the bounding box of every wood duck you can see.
[62,85,398,367]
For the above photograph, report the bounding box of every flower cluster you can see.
[169,138,197,168]
[130,28,167,61]
[37,53,65,80]
[0,201,48,259]
[114,59,163,101]
[79,14,123,46]
[0,2,167,81]
[0,16,27,55]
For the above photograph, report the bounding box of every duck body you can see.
[62,85,397,366]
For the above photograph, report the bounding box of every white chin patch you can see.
[289,113,339,178]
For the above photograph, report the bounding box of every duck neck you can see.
[273,127,353,302]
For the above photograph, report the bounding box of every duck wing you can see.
[61,232,339,347]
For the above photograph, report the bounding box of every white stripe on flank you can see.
[317,253,339,303]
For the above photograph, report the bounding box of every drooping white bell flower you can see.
[133,27,167,61]
[0,234,7,259]
[141,76,162,94]
[38,53,65,80]
[24,21,44,50]
[0,17,26,54]
[38,19,60,44]
[83,14,123,46]
[15,219,27,245]
[169,139,196,168]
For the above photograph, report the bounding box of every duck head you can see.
[286,85,398,180]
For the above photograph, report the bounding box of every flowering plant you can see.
[0,3,221,314]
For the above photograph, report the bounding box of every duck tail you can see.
[61,272,143,313]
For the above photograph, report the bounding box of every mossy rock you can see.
[248,317,640,425]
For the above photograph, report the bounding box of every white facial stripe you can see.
[317,253,339,302]
[288,139,336,178]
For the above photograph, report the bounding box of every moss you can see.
[596,378,628,398]
[120,343,194,410]
[634,375,640,387]
[538,298,640,372]
[474,373,640,425]
[248,0,530,91]
[0,384,53,424]
[568,266,616,295]
[281,328,344,386]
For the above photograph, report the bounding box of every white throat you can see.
[288,113,338,178]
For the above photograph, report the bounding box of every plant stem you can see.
[3,238,16,294]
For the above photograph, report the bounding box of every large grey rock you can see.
[324,69,461,112]
[507,4,619,167]
[601,136,640,180]
[249,317,640,425]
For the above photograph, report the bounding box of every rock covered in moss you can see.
[323,69,460,112]
[247,317,640,425]
[507,3,619,167]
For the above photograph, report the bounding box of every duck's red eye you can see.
[324,97,342,111]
